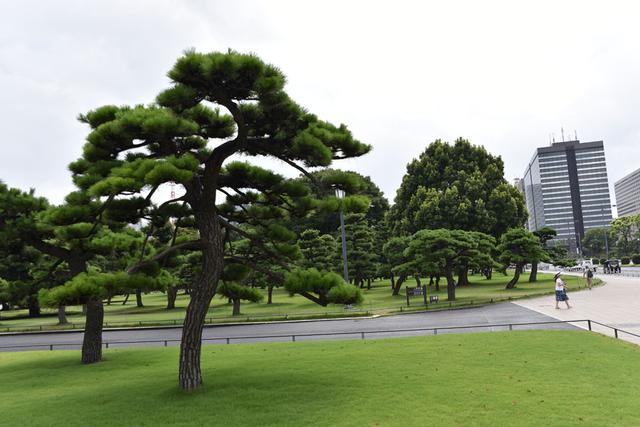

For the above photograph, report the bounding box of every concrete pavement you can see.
[514,273,640,344]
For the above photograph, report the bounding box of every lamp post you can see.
[601,205,609,258]
[335,188,349,283]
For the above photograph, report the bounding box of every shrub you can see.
[632,254,640,265]
[599,258,607,265]
[621,257,630,265]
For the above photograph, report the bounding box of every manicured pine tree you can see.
[497,228,547,289]
[289,169,389,235]
[406,229,493,301]
[75,50,371,390]
[383,236,413,295]
[298,229,338,272]
[529,227,556,282]
[0,182,135,362]
[344,214,377,288]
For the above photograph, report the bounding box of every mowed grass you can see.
[1,330,638,426]
[1,272,591,330]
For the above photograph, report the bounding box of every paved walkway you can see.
[514,273,640,345]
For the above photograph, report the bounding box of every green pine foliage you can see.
[298,229,338,272]
[344,214,377,288]
[406,229,495,301]
[284,268,362,306]
[497,228,547,289]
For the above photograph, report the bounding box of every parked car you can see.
[603,259,622,274]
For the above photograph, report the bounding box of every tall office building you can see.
[615,168,640,217]
[520,139,613,252]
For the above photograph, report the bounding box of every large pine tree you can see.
[75,50,371,390]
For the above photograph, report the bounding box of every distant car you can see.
[580,259,594,269]
[603,259,621,274]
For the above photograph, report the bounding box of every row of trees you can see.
[582,213,640,259]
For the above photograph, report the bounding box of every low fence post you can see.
[49,344,53,351]
[226,338,230,344]
[292,335,296,342]
[434,328,437,335]
[164,340,167,347]
[614,328,619,339]
[361,332,365,340]
[105,342,109,349]
[587,320,592,331]
[509,324,513,331]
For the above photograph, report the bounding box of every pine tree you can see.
[74,50,371,389]
[344,214,377,288]
[298,229,338,272]
[497,228,547,289]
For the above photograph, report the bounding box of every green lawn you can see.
[1,271,593,331]
[0,330,638,426]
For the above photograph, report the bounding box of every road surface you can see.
[0,302,576,352]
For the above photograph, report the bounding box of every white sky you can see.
[1,0,639,208]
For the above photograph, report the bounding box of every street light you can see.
[335,188,349,283]
[600,204,615,259]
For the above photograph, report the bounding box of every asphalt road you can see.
[0,302,578,352]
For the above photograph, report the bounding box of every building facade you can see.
[520,139,613,253]
[614,168,640,217]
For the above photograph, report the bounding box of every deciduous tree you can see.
[388,139,527,285]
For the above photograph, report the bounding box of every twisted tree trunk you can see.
[506,264,523,289]
[179,213,224,391]
[392,274,406,296]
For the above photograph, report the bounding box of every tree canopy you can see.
[497,228,546,289]
[388,138,527,237]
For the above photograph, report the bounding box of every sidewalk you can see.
[514,273,640,345]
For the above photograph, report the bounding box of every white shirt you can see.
[555,278,565,291]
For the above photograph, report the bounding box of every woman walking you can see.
[555,272,571,309]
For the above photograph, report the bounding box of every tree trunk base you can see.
[81,298,104,364]
[57,306,68,325]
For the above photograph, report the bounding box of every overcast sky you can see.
[1,0,639,209]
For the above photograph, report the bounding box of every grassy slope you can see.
[1,330,638,426]
[1,272,590,330]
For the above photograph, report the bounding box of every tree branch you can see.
[127,239,203,274]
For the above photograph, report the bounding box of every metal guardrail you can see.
[1,318,638,351]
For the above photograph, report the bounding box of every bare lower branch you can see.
[128,239,203,274]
